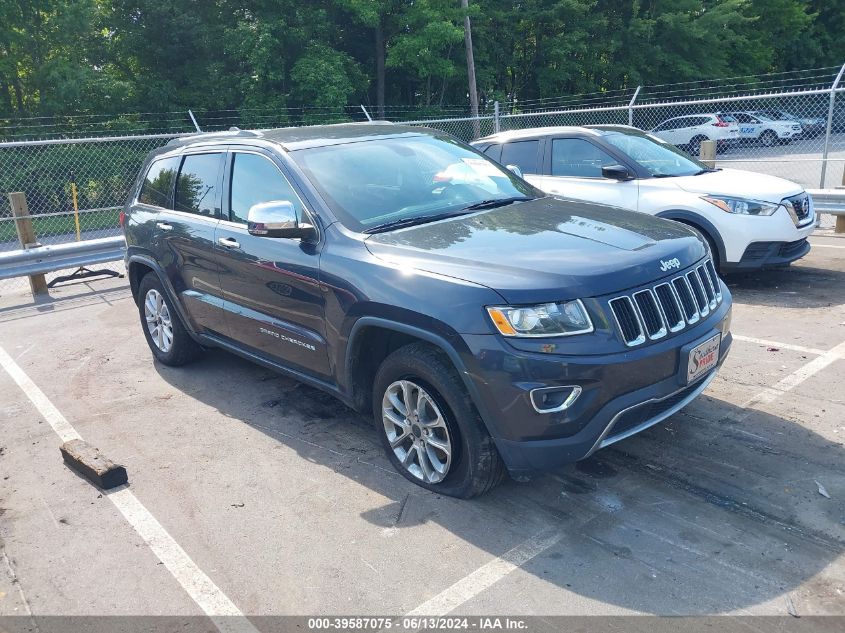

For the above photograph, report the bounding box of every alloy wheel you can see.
[144,288,174,353]
[382,379,453,484]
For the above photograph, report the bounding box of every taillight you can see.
[119,210,126,227]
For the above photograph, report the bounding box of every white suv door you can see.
[731,112,763,140]
[529,137,639,211]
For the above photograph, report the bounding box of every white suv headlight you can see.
[702,195,779,216]
[487,300,593,337]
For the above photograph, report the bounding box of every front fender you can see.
[655,210,726,267]
[344,316,502,440]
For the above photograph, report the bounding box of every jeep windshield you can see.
[603,130,710,177]
[290,134,538,233]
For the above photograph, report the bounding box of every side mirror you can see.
[601,164,634,181]
[247,200,315,240]
[505,164,523,178]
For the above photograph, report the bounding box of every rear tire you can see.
[372,342,506,498]
[137,272,202,366]
[689,135,707,156]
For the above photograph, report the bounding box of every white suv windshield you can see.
[291,134,537,232]
[603,132,707,177]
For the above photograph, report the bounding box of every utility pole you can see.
[461,0,480,138]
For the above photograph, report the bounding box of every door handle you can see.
[156,222,173,231]
[218,237,240,249]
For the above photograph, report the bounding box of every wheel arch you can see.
[345,317,498,437]
[126,253,199,338]
[655,210,726,267]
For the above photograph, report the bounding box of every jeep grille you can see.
[609,259,722,347]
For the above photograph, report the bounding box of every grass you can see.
[0,209,120,243]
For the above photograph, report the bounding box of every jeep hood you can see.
[669,167,803,202]
[364,197,707,303]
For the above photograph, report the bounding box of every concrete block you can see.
[60,439,128,489]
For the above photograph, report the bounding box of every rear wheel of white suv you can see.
[372,342,506,498]
[688,135,708,156]
[137,272,202,366]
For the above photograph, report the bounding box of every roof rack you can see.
[166,129,263,146]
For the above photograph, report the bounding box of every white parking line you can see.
[403,338,845,617]
[811,243,845,249]
[732,334,825,356]
[0,344,258,633]
[735,339,845,416]
[405,529,562,616]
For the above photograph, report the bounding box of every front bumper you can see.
[724,237,811,271]
[460,297,732,477]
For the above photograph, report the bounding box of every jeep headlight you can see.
[487,300,593,337]
[702,195,778,216]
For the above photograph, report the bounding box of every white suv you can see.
[471,125,814,272]
[725,111,802,146]
[651,114,740,155]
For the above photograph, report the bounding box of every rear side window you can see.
[175,153,224,217]
[482,144,502,162]
[500,140,539,174]
[138,157,180,207]
[551,139,616,178]
[229,153,305,224]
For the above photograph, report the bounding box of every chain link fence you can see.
[2,65,844,296]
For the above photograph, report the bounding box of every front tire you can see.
[760,130,777,147]
[137,273,202,366]
[372,342,506,498]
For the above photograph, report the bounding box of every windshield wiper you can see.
[363,197,535,234]
[460,196,535,211]
[693,168,719,175]
[363,210,477,234]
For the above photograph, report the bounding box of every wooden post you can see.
[8,192,48,296]
[699,140,717,168]
[461,0,480,139]
[836,215,845,234]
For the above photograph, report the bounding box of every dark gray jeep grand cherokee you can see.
[122,123,732,498]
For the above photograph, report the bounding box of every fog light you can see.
[530,385,582,414]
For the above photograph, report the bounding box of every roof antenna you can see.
[188,109,202,133]
[360,105,373,122]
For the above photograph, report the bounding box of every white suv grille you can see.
[609,259,722,347]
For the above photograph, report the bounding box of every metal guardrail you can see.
[807,189,845,214]
[0,236,125,281]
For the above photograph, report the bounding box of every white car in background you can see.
[650,114,740,155]
[471,125,814,272]
[724,111,802,146]
[754,109,825,138]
